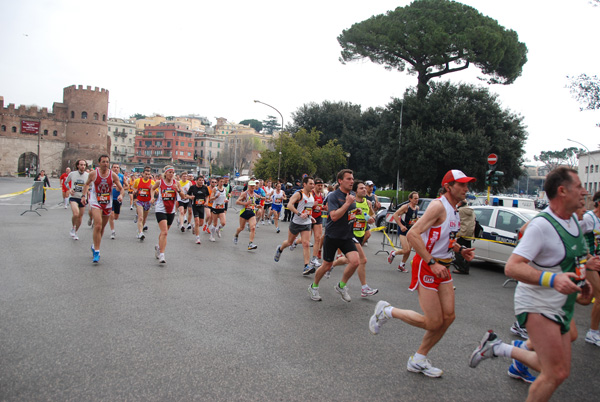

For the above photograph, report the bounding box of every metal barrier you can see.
[374,213,399,255]
[21,182,45,216]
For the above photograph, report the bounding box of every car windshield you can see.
[521,211,538,221]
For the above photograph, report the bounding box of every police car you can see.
[471,206,539,265]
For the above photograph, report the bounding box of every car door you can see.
[488,210,525,263]
[472,207,494,260]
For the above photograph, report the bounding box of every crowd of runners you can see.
[58,156,600,401]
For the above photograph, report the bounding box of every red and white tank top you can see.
[312,191,324,218]
[155,179,177,214]
[90,168,113,208]
[136,178,153,202]
[421,196,460,260]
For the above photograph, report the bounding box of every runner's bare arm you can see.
[505,253,581,295]
[407,200,448,278]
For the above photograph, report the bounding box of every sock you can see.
[492,342,514,358]
[65,197,69,205]
[339,281,347,288]
[400,262,406,267]
[590,329,599,334]
[413,352,426,361]
[384,306,394,318]
[312,283,318,288]
[362,284,369,290]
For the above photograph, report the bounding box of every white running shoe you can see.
[311,256,322,268]
[155,245,160,259]
[73,234,79,241]
[324,269,332,279]
[335,283,351,302]
[196,236,202,244]
[290,242,297,251]
[308,285,322,301]
[138,232,145,241]
[397,263,409,273]
[110,231,116,240]
[159,253,166,263]
[510,321,529,339]
[585,330,600,346]
[70,228,76,238]
[248,242,258,250]
[469,330,502,368]
[388,250,396,264]
[209,234,216,242]
[407,355,443,378]
[369,300,391,335]
[361,286,379,297]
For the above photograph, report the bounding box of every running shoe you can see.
[397,263,408,273]
[469,330,501,368]
[184,219,188,225]
[311,256,322,268]
[387,250,396,264]
[274,246,282,262]
[369,300,391,335]
[302,264,315,276]
[290,242,297,251]
[271,219,275,225]
[407,356,443,378]
[233,236,238,245]
[209,234,215,242]
[335,283,351,302]
[217,228,222,238]
[110,231,116,240]
[324,269,332,279]
[508,362,536,384]
[70,228,76,238]
[159,253,166,263]
[510,321,529,339]
[196,236,202,245]
[130,205,133,210]
[138,232,145,241]
[134,215,138,223]
[155,245,160,259]
[181,225,185,233]
[361,286,379,297]
[508,340,536,383]
[91,244,95,254]
[73,234,79,241]
[276,227,280,233]
[248,242,258,250]
[143,225,148,231]
[308,285,322,301]
[187,224,192,231]
[92,250,100,264]
[585,329,600,346]
[87,217,92,226]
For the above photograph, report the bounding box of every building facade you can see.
[577,149,600,196]
[107,118,136,166]
[0,85,109,176]
[132,123,197,172]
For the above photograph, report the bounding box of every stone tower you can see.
[62,85,109,168]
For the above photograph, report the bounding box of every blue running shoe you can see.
[274,246,282,262]
[508,361,536,383]
[92,250,100,264]
[508,340,536,383]
[91,244,95,254]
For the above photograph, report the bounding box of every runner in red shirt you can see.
[60,167,71,209]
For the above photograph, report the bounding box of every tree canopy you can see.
[338,0,528,99]
[239,119,263,133]
[253,128,347,182]
[262,115,281,135]
[533,147,583,171]
[568,74,600,112]
[130,113,146,119]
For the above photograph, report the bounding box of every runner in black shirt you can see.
[187,175,210,244]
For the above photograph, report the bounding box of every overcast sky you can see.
[1,0,598,163]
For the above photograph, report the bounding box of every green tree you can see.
[533,147,584,171]
[239,119,263,133]
[253,128,347,182]
[262,115,281,134]
[130,113,146,119]
[338,0,528,99]
[374,82,527,194]
[568,74,600,112]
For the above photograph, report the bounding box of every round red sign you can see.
[487,153,498,165]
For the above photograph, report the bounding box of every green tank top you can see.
[538,212,588,323]
[353,198,369,238]
[584,211,600,256]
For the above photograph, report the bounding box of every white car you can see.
[471,206,539,265]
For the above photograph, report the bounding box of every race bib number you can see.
[139,188,149,197]
[409,218,418,226]
[353,220,366,230]
[162,189,176,201]
[448,231,457,251]
[304,207,312,214]
[195,198,205,206]
[274,199,282,204]
[98,193,110,204]
[348,208,358,224]
[215,204,225,209]
[314,205,321,213]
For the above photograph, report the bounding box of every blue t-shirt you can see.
[112,173,124,198]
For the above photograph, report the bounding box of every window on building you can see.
[210,142,212,147]
[188,143,192,147]
[596,165,599,173]
[94,113,99,120]
[201,141,204,146]
[12,126,17,133]
[218,143,220,148]
[81,111,88,119]
[53,130,58,136]
[1,125,5,131]
[586,166,589,173]
[145,141,152,147]
[71,111,75,118]
[200,150,203,158]
[175,141,178,146]
[188,152,191,157]
[43,129,48,135]
[103,115,106,122]
[166,141,171,147]
[114,146,118,152]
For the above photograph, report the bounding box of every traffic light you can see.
[485,170,494,186]
[492,170,504,186]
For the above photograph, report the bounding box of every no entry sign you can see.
[487,153,498,165]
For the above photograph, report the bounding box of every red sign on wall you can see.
[21,120,40,134]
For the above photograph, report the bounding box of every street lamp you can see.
[254,100,284,180]
[567,138,590,193]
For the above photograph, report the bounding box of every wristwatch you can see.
[427,258,436,266]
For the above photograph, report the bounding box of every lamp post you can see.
[567,138,590,193]
[396,99,404,204]
[254,100,284,180]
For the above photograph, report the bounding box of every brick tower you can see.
[62,85,109,168]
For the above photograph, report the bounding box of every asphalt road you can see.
[1,177,599,401]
